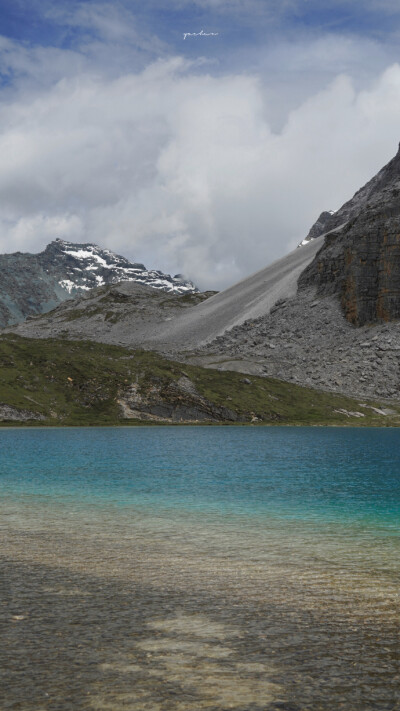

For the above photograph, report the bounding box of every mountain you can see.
[300,144,400,247]
[193,142,400,401]
[8,237,323,347]
[299,144,400,326]
[0,239,198,328]
[7,143,400,405]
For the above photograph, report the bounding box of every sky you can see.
[2,1,400,289]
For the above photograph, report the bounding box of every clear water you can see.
[0,426,399,710]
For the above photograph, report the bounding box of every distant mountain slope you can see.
[0,239,198,327]
[9,237,323,349]
[145,235,325,350]
[7,281,216,346]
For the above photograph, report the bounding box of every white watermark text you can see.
[183,30,219,40]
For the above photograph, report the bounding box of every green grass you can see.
[0,333,399,427]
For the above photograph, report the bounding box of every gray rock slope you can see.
[196,288,400,401]
[11,263,400,402]
[145,236,325,350]
[0,238,198,328]
[8,281,215,345]
[191,143,400,401]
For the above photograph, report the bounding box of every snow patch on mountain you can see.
[52,239,198,296]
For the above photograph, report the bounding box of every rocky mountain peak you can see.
[39,239,198,296]
[0,239,198,328]
[300,143,400,248]
[299,142,400,326]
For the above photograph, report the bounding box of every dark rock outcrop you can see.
[118,376,241,422]
[299,144,400,326]
[301,211,337,245]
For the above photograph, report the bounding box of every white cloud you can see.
[1,35,400,289]
[0,5,166,93]
[157,0,294,19]
[3,213,83,253]
[263,34,388,77]
[0,36,87,88]
[47,2,166,53]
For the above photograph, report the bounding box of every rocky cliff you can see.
[186,143,400,401]
[299,143,400,326]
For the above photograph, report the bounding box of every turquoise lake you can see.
[0,426,399,710]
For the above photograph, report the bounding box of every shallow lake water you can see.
[0,426,399,710]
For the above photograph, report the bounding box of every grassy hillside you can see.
[0,334,399,426]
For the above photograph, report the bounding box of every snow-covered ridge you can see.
[48,239,198,296]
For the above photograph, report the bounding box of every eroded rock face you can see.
[118,376,240,423]
[299,145,400,326]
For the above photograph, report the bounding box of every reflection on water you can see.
[0,426,399,710]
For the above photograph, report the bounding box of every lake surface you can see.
[0,426,399,710]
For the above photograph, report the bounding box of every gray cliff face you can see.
[299,145,400,326]
[0,239,198,328]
